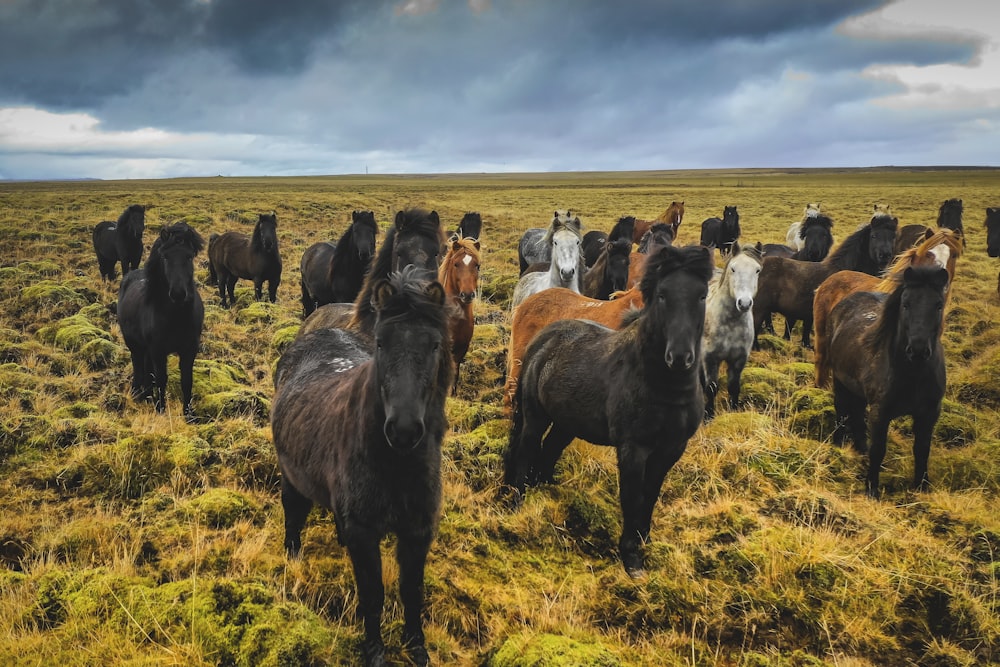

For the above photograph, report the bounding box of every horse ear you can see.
[160,226,171,241]
[372,279,396,309]
[451,238,462,250]
[731,240,741,254]
[425,281,446,305]
[923,227,934,240]
[429,210,440,225]
[473,239,481,251]
[394,210,405,228]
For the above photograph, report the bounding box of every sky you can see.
[0,0,998,180]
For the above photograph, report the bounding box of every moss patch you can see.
[181,488,261,529]
[787,389,837,441]
[490,632,620,667]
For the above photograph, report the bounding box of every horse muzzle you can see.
[736,297,753,313]
[988,246,1000,258]
[384,415,426,450]
[664,348,696,371]
[559,268,576,283]
[459,291,475,304]
[905,342,933,362]
[168,287,191,303]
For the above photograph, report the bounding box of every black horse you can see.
[987,207,1000,297]
[299,210,378,316]
[271,267,452,666]
[505,244,714,577]
[118,222,205,417]
[298,208,445,339]
[582,230,609,268]
[938,198,964,247]
[455,211,483,241]
[207,212,282,308]
[826,266,948,498]
[753,213,898,348]
[700,206,741,255]
[583,216,635,300]
[93,204,146,281]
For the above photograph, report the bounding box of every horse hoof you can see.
[497,484,524,510]
[621,551,646,579]
[362,640,387,667]
[404,640,430,666]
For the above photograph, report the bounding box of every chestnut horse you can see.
[505,286,645,413]
[438,237,481,395]
[813,228,961,388]
[632,201,684,244]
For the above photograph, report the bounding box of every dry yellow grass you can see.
[0,168,998,666]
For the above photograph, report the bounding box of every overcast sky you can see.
[0,0,997,180]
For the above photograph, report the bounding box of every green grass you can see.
[0,168,999,666]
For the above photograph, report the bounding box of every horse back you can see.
[827,291,886,397]
[210,231,257,278]
[756,256,830,316]
[300,242,337,300]
[299,302,357,338]
[93,221,118,258]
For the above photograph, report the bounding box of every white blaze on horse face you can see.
[929,244,950,269]
[462,254,473,266]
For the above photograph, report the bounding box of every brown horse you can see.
[813,228,961,388]
[632,201,684,244]
[438,237,481,395]
[208,212,282,307]
[505,286,644,413]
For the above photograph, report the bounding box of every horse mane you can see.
[333,210,377,267]
[639,245,714,307]
[543,214,582,244]
[874,228,962,291]
[938,198,963,226]
[144,222,203,299]
[800,213,833,237]
[438,237,480,287]
[866,266,948,355]
[825,215,896,270]
[656,201,684,225]
[458,212,483,240]
[610,216,635,243]
[638,222,675,253]
[118,204,145,233]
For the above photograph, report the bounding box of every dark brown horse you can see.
[505,245,713,576]
[986,207,1000,297]
[272,267,452,666]
[438,237,481,395]
[117,222,204,417]
[583,216,634,300]
[299,210,378,316]
[633,201,684,244]
[938,198,964,246]
[752,212,898,348]
[208,212,282,307]
[93,204,146,281]
[826,266,949,498]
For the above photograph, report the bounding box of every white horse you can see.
[703,242,763,419]
[511,214,584,308]
[786,202,822,250]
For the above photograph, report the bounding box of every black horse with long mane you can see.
[117,221,205,417]
[938,198,964,247]
[583,215,634,299]
[299,210,378,316]
[700,206,741,255]
[271,267,452,666]
[826,265,949,497]
[93,204,146,281]
[752,212,898,347]
[207,212,282,308]
[505,244,714,577]
[298,208,445,339]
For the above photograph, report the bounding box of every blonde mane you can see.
[874,228,962,292]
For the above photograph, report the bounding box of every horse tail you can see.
[206,233,220,286]
[503,375,527,490]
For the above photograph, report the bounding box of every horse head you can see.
[897,266,948,362]
[154,222,203,304]
[547,215,583,287]
[605,238,632,293]
[441,238,481,305]
[372,268,451,450]
[391,208,443,278]
[120,204,146,238]
[722,242,762,313]
[868,213,899,269]
[722,206,741,250]
[804,202,822,218]
[351,210,378,263]
[799,214,834,262]
[985,207,1000,258]
[640,244,714,371]
[255,212,279,253]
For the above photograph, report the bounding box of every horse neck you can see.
[825,231,867,272]
[331,225,364,275]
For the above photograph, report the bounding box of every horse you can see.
[582,230,609,268]
[299,210,378,316]
[518,210,573,274]
[825,266,949,498]
[814,228,962,388]
[504,285,645,413]
[700,206,741,255]
[439,237,481,395]
[117,222,205,417]
[455,211,483,241]
[938,198,965,246]
[752,212,898,348]
[510,214,584,308]
[207,211,282,308]
[627,222,676,288]
[987,208,1000,297]
[504,245,713,576]
[271,268,452,666]
[633,201,684,244]
[702,243,763,420]
[298,208,445,339]
[93,204,146,281]
[583,216,634,299]
[785,203,822,250]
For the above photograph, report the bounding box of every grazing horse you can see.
[504,285,645,413]
[814,228,961,388]
[505,245,714,576]
[299,210,378,316]
[986,207,1000,297]
[826,266,949,498]
[785,203,822,250]
[117,222,204,417]
[299,208,445,338]
[518,210,573,274]
[627,222,676,288]
[938,198,965,246]
[93,204,146,281]
[700,206,741,256]
[633,201,684,244]
[208,211,282,308]
[439,237,481,395]
[752,213,898,348]
[271,268,452,666]
[510,215,584,308]
[583,216,634,299]
[703,243,763,420]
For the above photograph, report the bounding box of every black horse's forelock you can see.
[250,213,278,251]
[800,213,834,236]
[118,204,145,235]
[155,221,204,257]
[607,237,632,258]
[867,265,947,355]
[375,269,450,334]
[639,245,714,305]
[458,212,483,240]
[395,208,443,240]
[610,216,635,243]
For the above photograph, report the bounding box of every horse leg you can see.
[911,406,940,492]
[128,348,146,400]
[865,411,891,499]
[151,350,168,413]
[703,356,721,420]
[726,355,747,411]
[616,443,653,577]
[216,270,230,308]
[280,477,313,556]
[178,349,196,420]
[832,379,867,452]
[536,426,575,485]
[226,276,238,308]
[300,279,315,317]
[396,529,433,666]
[634,443,685,549]
[502,389,547,497]
[254,277,264,302]
[268,274,279,303]
[343,528,387,666]
[800,314,814,349]
[783,317,795,341]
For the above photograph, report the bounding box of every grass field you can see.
[1,168,999,666]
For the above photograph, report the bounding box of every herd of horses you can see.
[87,197,995,665]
